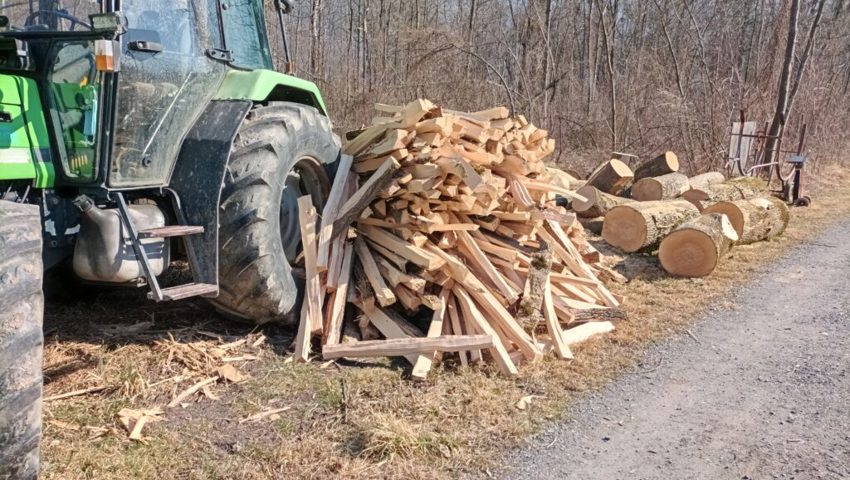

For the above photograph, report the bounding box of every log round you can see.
[688,172,725,190]
[573,185,634,218]
[602,200,700,253]
[633,151,679,181]
[631,172,690,201]
[584,159,634,195]
[703,197,790,245]
[659,213,739,277]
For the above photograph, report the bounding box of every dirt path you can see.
[505,221,850,480]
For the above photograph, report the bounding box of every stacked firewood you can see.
[293,100,625,379]
[573,153,790,277]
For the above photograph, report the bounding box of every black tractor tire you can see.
[211,102,340,325]
[0,201,44,480]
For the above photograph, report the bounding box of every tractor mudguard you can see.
[168,99,252,289]
[213,69,328,115]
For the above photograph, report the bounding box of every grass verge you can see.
[40,166,850,479]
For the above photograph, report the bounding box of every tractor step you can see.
[139,225,204,239]
[150,283,218,301]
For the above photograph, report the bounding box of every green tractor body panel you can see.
[214,69,328,115]
[0,75,55,187]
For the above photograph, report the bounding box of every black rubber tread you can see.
[0,201,44,480]
[210,102,340,325]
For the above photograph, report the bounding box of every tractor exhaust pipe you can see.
[275,0,294,74]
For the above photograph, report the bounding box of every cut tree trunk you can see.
[703,197,790,245]
[658,213,739,277]
[682,178,766,211]
[573,185,634,218]
[584,159,634,196]
[602,200,700,253]
[688,172,725,190]
[633,151,679,181]
[631,172,690,201]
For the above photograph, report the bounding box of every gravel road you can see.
[504,221,850,480]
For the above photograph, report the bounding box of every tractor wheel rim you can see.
[279,156,328,265]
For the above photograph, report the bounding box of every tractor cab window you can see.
[110,0,225,187]
[48,41,102,181]
[1,1,102,32]
[220,0,272,70]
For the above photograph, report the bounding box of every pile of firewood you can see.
[292,100,626,379]
[572,153,790,277]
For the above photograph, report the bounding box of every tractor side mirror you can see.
[89,12,123,33]
[0,16,9,29]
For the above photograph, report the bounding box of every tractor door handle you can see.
[128,40,163,53]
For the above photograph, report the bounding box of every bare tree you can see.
[269,0,850,174]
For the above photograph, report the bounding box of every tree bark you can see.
[763,0,800,167]
[682,178,766,211]
[688,172,726,190]
[310,0,324,75]
[602,200,700,253]
[631,172,690,201]
[786,0,828,126]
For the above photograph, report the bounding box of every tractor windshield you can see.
[0,0,103,32]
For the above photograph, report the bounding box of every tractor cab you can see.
[0,0,276,189]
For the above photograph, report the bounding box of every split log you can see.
[688,172,725,190]
[633,151,679,181]
[572,185,634,218]
[602,200,700,253]
[322,335,495,360]
[516,241,552,331]
[658,213,739,277]
[683,178,766,210]
[316,154,354,271]
[411,288,451,381]
[584,159,634,196]
[543,278,573,360]
[630,172,690,201]
[353,237,396,307]
[331,158,399,241]
[703,197,790,245]
[298,194,323,334]
[324,242,354,345]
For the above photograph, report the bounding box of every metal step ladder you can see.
[114,193,217,302]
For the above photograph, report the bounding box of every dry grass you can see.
[40,166,850,480]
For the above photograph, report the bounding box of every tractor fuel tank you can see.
[72,197,170,284]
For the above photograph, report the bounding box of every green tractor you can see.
[0,1,340,477]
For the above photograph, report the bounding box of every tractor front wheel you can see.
[0,200,44,479]
[211,102,340,325]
